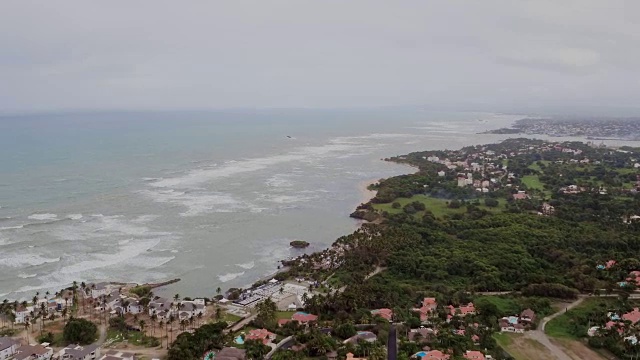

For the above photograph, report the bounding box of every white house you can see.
[59,344,100,360]
[148,297,174,317]
[14,344,53,360]
[0,337,19,360]
[90,283,110,299]
[177,301,206,320]
[13,305,33,324]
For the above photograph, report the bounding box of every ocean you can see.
[0,109,520,300]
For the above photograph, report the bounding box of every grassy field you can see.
[521,175,544,190]
[528,160,551,172]
[276,311,294,320]
[493,333,556,360]
[480,296,520,315]
[373,194,504,218]
[545,298,628,340]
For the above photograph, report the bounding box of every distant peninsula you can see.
[484,117,640,140]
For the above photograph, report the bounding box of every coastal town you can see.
[3,139,640,360]
[485,117,640,141]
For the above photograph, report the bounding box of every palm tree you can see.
[39,302,46,335]
[216,287,221,296]
[215,307,222,321]
[197,312,203,327]
[189,317,194,330]
[62,307,68,324]
[173,294,180,307]
[139,319,146,335]
[168,314,175,347]
[150,313,157,335]
[158,319,165,348]
[45,291,50,300]
[32,295,38,307]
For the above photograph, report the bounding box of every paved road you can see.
[227,314,257,333]
[525,298,585,360]
[387,324,397,360]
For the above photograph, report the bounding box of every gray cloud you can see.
[0,0,639,113]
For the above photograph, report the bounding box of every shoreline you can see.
[358,178,379,205]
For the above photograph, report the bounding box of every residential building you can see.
[463,351,486,360]
[13,344,53,360]
[370,308,393,322]
[216,347,246,360]
[245,329,276,345]
[59,344,100,360]
[520,309,536,323]
[415,350,450,359]
[344,331,377,344]
[0,337,19,360]
[448,303,475,317]
[346,353,367,360]
[291,311,318,324]
[90,283,110,299]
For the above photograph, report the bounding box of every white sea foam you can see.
[218,272,245,283]
[17,273,37,279]
[150,141,364,189]
[0,225,24,231]
[236,261,255,270]
[140,189,250,216]
[67,214,83,220]
[265,174,294,188]
[0,254,60,268]
[131,214,160,223]
[28,213,58,221]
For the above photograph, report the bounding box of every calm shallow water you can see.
[0,109,520,300]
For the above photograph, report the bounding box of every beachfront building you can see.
[90,283,111,299]
[59,344,100,360]
[13,344,53,360]
[0,337,19,360]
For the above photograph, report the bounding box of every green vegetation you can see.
[63,317,98,345]
[372,194,504,218]
[521,175,543,190]
[129,285,153,298]
[167,322,227,360]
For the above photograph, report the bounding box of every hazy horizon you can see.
[2,1,639,114]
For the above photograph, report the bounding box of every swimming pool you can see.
[415,351,427,358]
[234,335,245,345]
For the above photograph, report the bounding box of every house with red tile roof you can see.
[623,308,640,324]
[512,191,529,200]
[245,329,276,345]
[626,271,640,286]
[291,311,318,324]
[448,303,476,317]
[606,260,616,269]
[414,298,438,322]
[371,308,393,322]
[463,350,486,360]
[471,334,480,345]
[416,350,450,359]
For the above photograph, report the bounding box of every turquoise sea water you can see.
[0,109,519,300]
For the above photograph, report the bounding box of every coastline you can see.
[358,178,379,205]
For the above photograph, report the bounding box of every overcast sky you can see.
[1,1,639,113]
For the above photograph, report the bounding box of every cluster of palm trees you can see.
[0,290,73,341]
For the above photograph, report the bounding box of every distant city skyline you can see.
[1,1,639,114]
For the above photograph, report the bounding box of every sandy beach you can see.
[358,178,380,205]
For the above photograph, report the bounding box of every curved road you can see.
[524,298,584,360]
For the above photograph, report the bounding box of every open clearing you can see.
[373,194,504,218]
[494,333,556,360]
[550,338,611,360]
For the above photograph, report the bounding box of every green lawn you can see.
[373,194,504,219]
[479,296,520,315]
[528,160,551,172]
[276,311,294,320]
[521,175,544,190]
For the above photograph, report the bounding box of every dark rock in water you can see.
[290,240,310,248]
